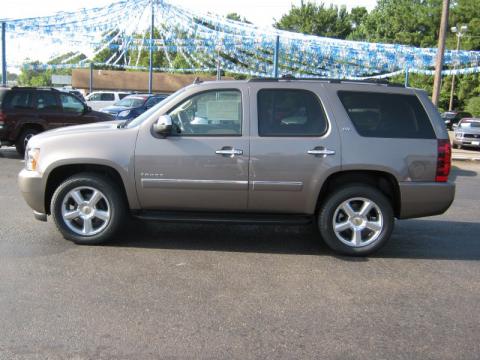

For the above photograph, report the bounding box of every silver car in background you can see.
[453,118,480,149]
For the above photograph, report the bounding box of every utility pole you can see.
[89,62,93,94]
[449,25,468,111]
[2,22,6,87]
[148,0,154,94]
[273,35,280,78]
[432,0,450,107]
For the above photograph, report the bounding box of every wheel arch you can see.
[315,170,401,218]
[44,163,136,215]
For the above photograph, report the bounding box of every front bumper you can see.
[453,137,480,148]
[18,169,46,215]
[399,181,455,219]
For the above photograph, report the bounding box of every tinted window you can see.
[338,91,435,139]
[168,90,242,136]
[145,96,164,108]
[119,93,130,99]
[116,97,146,107]
[60,93,84,113]
[258,89,328,137]
[4,91,33,110]
[100,93,115,101]
[35,92,59,111]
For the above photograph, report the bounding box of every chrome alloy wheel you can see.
[61,186,111,236]
[332,197,384,248]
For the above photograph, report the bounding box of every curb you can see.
[452,156,480,161]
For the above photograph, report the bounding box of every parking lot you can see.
[1,147,479,359]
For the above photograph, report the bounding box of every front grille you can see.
[464,134,480,139]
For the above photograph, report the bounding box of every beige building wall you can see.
[72,69,224,93]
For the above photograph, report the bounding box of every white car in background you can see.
[85,91,130,111]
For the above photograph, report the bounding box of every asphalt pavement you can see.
[0,147,479,359]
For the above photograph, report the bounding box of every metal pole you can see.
[148,0,154,94]
[404,67,409,87]
[273,35,280,78]
[216,54,221,81]
[448,34,461,111]
[89,62,93,94]
[2,22,6,87]
[432,0,450,107]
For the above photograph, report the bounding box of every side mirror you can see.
[153,115,172,136]
[84,105,92,114]
[452,123,458,130]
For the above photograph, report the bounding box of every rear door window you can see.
[257,89,328,137]
[338,91,435,139]
[100,93,115,101]
[35,92,60,111]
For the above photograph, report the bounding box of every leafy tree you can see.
[226,13,251,24]
[275,3,352,39]
[465,97,480,116]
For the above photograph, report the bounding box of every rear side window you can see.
[35,92,59,111]
[338,91,435,139]
[101,93,115,101]
[258,89,328,137]
[119,93,130,99]
[4,91,33,110]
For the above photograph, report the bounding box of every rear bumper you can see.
[398,181,455,219]
[18,169,46,214]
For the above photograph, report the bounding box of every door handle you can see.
[216,147,243,157]
[307,147,336,157]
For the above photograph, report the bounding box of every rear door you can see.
[33,91,64,130]
[248,82,341,214]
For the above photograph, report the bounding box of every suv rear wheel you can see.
[318,184,394,256]
[16,128,40,155]
[51,173,127,245]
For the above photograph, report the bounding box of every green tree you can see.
[226,12,251,24]
[275,3,353,39]
[465,96,480,116]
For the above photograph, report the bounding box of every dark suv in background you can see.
[0,87,113,154]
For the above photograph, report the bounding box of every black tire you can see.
[51,173,127,245]
[317,184,394,256]
[15,128,40,155]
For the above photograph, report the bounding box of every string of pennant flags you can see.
[2,0,480,79]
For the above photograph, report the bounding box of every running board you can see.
[132,211,313,225]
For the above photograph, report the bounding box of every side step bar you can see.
[132,211,313,225]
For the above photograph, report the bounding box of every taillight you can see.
[436,139,451,182]
[0,111,5,128]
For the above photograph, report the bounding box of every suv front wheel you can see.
[318,185,394,256]
[51,173,127,245]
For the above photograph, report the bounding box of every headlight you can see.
[117,110,131,118]
[455,132,464,139]
[25,148,40,171]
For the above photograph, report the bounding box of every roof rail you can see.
[11,86,61,91]
[248,75,404,87]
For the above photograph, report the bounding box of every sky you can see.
[1,0,377,27]
[0,0,377,72]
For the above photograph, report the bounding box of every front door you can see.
[248,84,341,214]
[135,89,249,211]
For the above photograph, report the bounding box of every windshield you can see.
[441,112,455,119]
[115,97,146,108]
[124,88,187,128]
[459,119,480,128]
